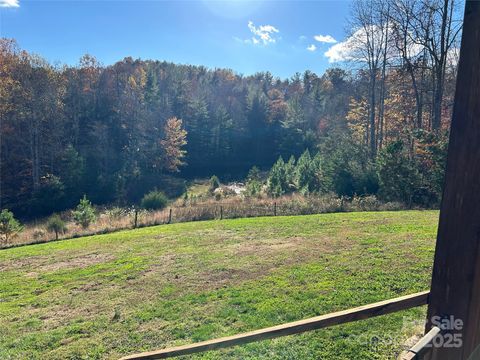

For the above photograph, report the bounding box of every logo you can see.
[427,315,463,348]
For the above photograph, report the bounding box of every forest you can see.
[0,0,461,219]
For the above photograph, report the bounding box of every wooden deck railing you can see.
[401,326,441,360]
[120,291,430,360]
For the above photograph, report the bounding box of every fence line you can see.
[3,196,406,250]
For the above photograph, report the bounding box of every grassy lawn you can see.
[0,210,438,359]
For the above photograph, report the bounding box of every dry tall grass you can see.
[4,194,404,249]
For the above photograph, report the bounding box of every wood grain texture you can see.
[425,2,480,360]
[120,291,429,360]
[401,326,441,360]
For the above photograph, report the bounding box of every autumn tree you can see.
[0,36,456,217]
[160,117,187,172]
[348,0,390,158]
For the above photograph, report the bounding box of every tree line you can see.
[0,0,461,219]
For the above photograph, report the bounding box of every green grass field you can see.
[0,211,438,359]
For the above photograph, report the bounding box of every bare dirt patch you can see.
[138,254,178,277]
[0,255,49,272]
[1,252,115,274]
[232,237,304,257]
[39,253,115,272]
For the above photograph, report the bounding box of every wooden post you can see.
[274,202,277,216]
[220,206,223,220]
[168,208,172,224]
[425,2,480,359]
[134,209,138,229]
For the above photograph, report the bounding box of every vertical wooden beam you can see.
[426,2,480,359]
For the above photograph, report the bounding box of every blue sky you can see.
[0,0,352,79]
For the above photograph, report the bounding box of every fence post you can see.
[220,206,223,220]
[424,4,480,358]
[274,202,277,216]
[134,209,138,229]
[168,208,172,224]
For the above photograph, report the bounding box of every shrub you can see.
[0,209,23,244]
[245,166,262,197]
[73,195,97,229]
[140,190,168,210]
[105,207,128,221]
[208,175,220,194]
[33,228,46,240]
[349,195,381,211]
[46,214,67,240]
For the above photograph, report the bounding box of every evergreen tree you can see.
[209,175,220,194]
[0,209,23,244]
[377,141,420,206]
[284,156,296,191]
[46,214,67,240]
[72,195,97,229]
[145,68,160,105]
[245,166,262,197]
[295,150,315,194]
[267,157,288,197]
[60,145,85,205]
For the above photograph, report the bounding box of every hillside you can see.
[2,37,454,219]
[0,211,437,359]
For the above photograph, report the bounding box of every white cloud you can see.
[0,0,19,7]
[325,24,460,66]
[324,27,380,63]
[324,40,354,63]
[247,21,280,45]
[314,34,337,44]
[324,25,427,63]
[307,44,317,52]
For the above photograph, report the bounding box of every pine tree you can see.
[245,166,262,197]
[377,141,420,206]
[295,150,315,194]
[267,157,287,197]
[46,214,67,240]
[0,209,23,244]
[145,68,159,105]
[72,195,97,229]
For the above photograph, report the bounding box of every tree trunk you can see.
[432,68,445,131]
[30,119,40,191]
[369,69,377,158]
[378,3,389,150]
[432,0,450,132]
[406,62,423,130]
